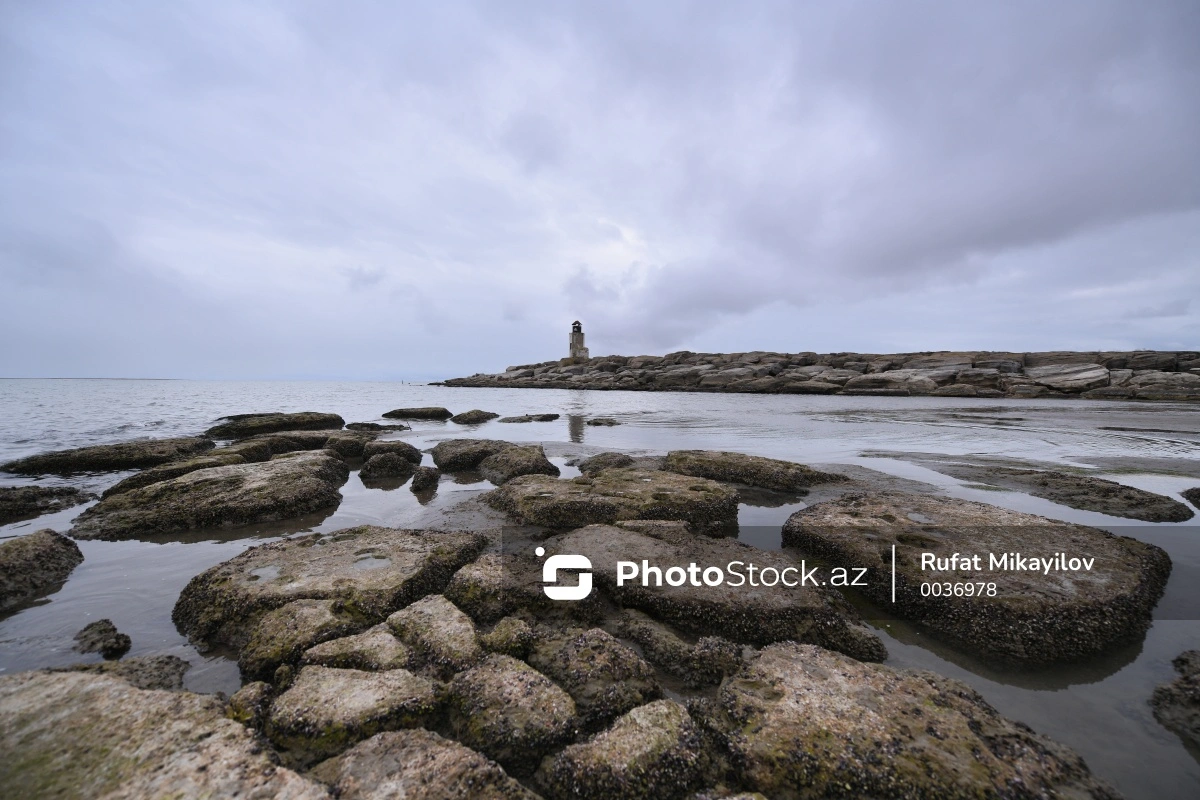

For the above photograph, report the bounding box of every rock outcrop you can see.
[499,414,560,423]
[1,436,214,475]
[431,439,516,471]
[0,529,84,611]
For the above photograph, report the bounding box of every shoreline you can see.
[442,349,1200,401]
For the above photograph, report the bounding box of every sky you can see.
[1,1,1198,380]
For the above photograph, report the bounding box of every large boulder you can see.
[546,524,885,660]
[450,410,501,425]
[205,411,345,439]
[70,451,350,540]
[0,529,83,612]
[928,465,1193,522]
[445,654,577,775]
[662,450,845,492]
[0,671,327,798]
[382,407,453,420]
[842,370,938,395]
[1151,650,1200,750]
[362,439,422,463]
[1,436,214,475]
[0,486,94,524]
[1025,363,1110,392]
[386,595,482,679]
[483,470,738,531]
[172,526,486,654]
[480,445,560,485]
[694,643,1118,799]
[782,492,1171,665]
[536,700,705,800]
[360,453,417,482]
[527,628,661,731]
[265,665,439,766]
[312,729,538,800]
[431,439,516,471]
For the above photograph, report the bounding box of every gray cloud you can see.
[1,1,1197,379]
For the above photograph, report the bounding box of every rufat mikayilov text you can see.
[921,552,1096,575]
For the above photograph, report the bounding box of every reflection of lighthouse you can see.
[569,320,590,361]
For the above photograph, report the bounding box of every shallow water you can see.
[1,379,1199,797]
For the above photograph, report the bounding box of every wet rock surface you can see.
[239,598,371,680]
[205,411,345,438]
[782,492,1171,665]
[0,529,84,612]
[362,439,422,463]
[100,451,250,497]
[927,464,1194,522]
[1151,650,1200,750]
[446,654,577,775]
[527,628,662,731]
[346,422,411,431]
[499,414,560,423]
[578,452,636,475]
[451,409,501,424]
[386,594,482,679]
[0,670,328,798]
[172,525,486,656]
[71,451,350,540]
[548,524,885,659]
[52,653,191,691]
[360,452,417,482]
[411,466,441,492]
[586,417,620,426]
[313,728,539,799]
[73,619,131,659]
[383,406,453,420]
[480,444,561,485]
[693,643,1118,799]
[265,665,439,766]
[663,449,846,492]
[0,485,94,524]
[431,438,517,471]
[484,469,739,530]
[303,624,413,672]
[1,436,215,475]
[616,611,742,688]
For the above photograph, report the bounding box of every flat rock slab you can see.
[480,444,560,485]
[0,671,327,798]
[173,525,484,652]
[383,407,453,420]
[0,485,94,524]
[547,524,885,661]
[450,409,501,424]
[70,451,350,540]
[266,665,439,766]
[247,429,376,459]
[483,469,739,530]
[1,436,214,475]
[446,654,577,776]
[431,439,516,471]
[1151,650,1200,750]
[695,643,1118,799]
[782,492,1171,665]
[205,411,345,438]
[101,451,249,498]
[536,700,704,800]
[929,464,1194,522]
[386,595,482,678]
[499,414,560,423]
[312,729,539,800]
[0,529,83,612]
[663,450,846,492]
[303,624,413,672]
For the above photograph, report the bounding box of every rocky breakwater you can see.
[444,349,1200,400]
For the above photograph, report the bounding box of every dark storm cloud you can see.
[1,1,1197,379]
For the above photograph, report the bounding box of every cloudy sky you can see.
[2,1,1198,380]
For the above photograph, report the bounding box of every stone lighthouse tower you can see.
[568,320,590,362]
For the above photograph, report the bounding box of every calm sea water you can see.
[1,379,1198,797]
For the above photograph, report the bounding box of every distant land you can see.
[441,350,1200,401]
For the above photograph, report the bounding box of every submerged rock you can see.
[411,466,441,492]
[446,654,577,775]
[536,700,705,800]
[548,525,885,660]
[0,529,84,612]
[695,643,1118,799]
[172,526,486,657]
[1151,650,1200,750]
[53,653,191,691]
[302,624,412,672]
[431,439,516,471]
[312,728,539,800]
[662,450,845,492]
[71,451,350,540]
[1,436,214,475]
[586,418,620,426]
[483,469,738,530]
[480,444,560,485]
[450,409,501,425]
[0,671,327,798]
[782,492,1171,665]
[382,407,453,420]
[528,628,661,731]
[499,414,560,423]
[360,453,417,482]
[73,619,131,659]
[0,485,94,524]
[205,411,345,439]
[265,665,439,766]
[577,452,636,475]
[386,595,482,679]
[930,464,1194,522]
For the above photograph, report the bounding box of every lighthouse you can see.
[568,320,590,362]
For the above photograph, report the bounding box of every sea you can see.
[1,378,1198,797]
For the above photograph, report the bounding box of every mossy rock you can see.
[1,436,215,475]
[0,529,84,612]
[205,411,345,438]
[480,445,560,485]
[0,486,94,524]
[663,450,846,492]
[302,624,413,672]
[239,598,371,681]
[386,595,482,679]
